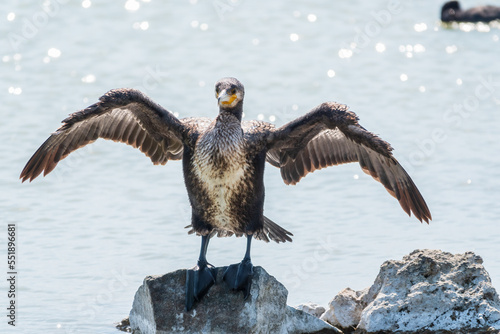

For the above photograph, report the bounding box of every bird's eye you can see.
[230,89,236,95]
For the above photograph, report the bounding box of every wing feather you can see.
[266,102,431,223]
[126,122,141,147]
[20,89,187,182]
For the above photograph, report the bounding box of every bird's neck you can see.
[218,105,243,123]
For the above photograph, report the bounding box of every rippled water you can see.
[1,0,500,333]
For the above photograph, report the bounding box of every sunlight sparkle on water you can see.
[307,14,317,22]
[375,43,386,53]
[414,23,427,32]
[81,74,96,83]
[290,33,299,42]
[400,74,408,82]
[82,0,91,8]
[133,21,149,30]
[413,44,425,53]
[338,48,353,59]
[7,12,16,21]
[48,48,61,58]
[8,87,22,95]
[459,22,474,32]
[125,0,140,12]
[476,22,490,32]
[327,69,336,78]
[445,45,458,54]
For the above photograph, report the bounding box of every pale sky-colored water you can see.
[1,0,500,333]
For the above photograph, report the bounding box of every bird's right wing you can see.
[20,89,188,182]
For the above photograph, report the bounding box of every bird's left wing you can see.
[20,89,187,182]
[265,102,431,223]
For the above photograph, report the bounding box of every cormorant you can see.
[20,77,431,311]
[441,1,500,23]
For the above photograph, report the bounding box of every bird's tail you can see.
[185,216,293,243]
[254,216,293,243]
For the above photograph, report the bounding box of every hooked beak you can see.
[217,89,237,107]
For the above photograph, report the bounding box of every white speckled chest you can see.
[192,117,252,230]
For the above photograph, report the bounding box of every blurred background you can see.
[1,0,499,332]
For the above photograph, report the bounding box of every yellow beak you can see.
[218,90,237,106]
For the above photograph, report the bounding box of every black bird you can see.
[441,1,500,23]
[20,77,431,311]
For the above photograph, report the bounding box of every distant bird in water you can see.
[441,1,500,22]
[20,77,431,311]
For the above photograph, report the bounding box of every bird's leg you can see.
[185,235,217,311]
[223,234,254,299]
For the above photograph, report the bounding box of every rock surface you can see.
[321,249,500,333]
[129,266,340,334]
[320,287,367,329]
[295,302,326,318]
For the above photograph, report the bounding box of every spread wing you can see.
[266,102,432,223]
[20,89,187,182]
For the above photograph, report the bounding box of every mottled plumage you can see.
[20,77,431,310]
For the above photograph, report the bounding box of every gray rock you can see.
[321,249,500,333]
[320,287,367,328]
[129,266,341,334]
[295,302,326,318]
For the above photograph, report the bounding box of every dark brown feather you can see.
[266,102,431,223]
[20,89,186,182]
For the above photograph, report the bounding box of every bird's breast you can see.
[193,125,247,182]
[191,125,253,230]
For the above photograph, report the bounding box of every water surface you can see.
[1,0,500,333]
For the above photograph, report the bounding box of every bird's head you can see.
[441,1,460,22]
[215,77,245,119]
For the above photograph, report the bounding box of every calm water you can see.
[1,0,500,333]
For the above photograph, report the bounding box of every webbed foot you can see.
[223,258,254,299]
[185,262,217,311]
